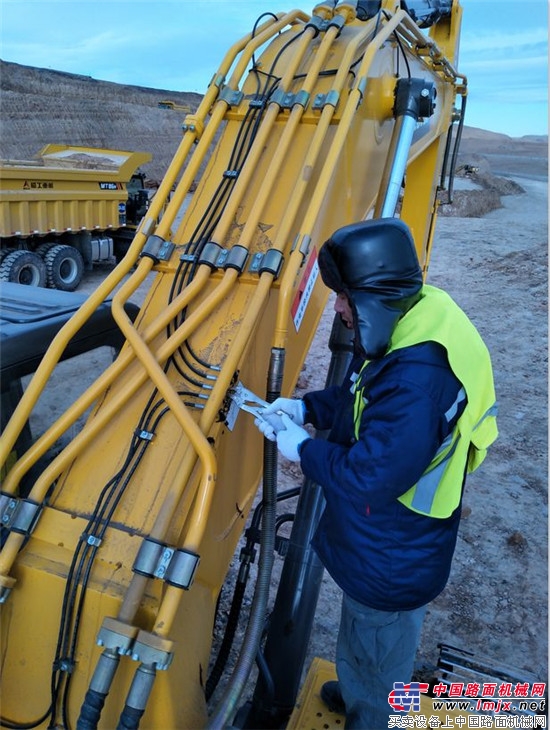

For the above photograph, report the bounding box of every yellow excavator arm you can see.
[0,2,465,728]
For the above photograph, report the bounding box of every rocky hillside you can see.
[1,59,547,184]
[0,60,202,181]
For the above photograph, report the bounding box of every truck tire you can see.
[44,244,84,291]
[0,250,47,287]
[0,247,17,265]
[35,242,58,259]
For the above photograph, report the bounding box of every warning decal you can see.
[291,248,319,332]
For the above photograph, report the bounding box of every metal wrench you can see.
[227,382,286,432]
[229,382,270,418]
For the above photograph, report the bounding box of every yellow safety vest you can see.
[353,285,498,518]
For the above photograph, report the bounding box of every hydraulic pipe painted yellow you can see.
[266,13,373,253]
[158,101,233,239]
[143,271,274,636]
[115,274,277,704]
[126,273,274,599]
[109,278,218,540]
[0,265,211,497]
[299,9,409,229]
[176,18,315,246]
[170,13,310,241]
[285,10,409,233]
[110,276,217,494]
[0,265,238,581]
[0,11,283,472]
[268,18,373,254]
[226,11,309,90]
[170,13,312,244]
[391,13,462,86]
[234,18,348,247]
[121,258,278,631]
[273,11,396,346]
[140,16,287,239]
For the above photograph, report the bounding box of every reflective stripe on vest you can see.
[351,285,497,518]
[409,388,465,514]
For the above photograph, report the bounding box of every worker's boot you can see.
[320,681,346,714]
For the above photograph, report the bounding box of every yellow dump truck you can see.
[4,2,525,729]
[0,145,151,290]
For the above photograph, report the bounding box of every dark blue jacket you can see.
[300,341,466,611]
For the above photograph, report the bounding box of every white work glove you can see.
[254,415,278,442]
[254,397,305,442]
[262,397,305,425]
[276,414,310,462]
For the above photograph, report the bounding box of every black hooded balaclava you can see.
[318,218,423,359]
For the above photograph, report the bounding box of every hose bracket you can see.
[224,245,249,273]
[132,537,200,590]
[0,492,42,535]
[140,235,175,263]
[219,87,244,107]
[249,249,284,279]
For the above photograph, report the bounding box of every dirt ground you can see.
[20,157,548,711]
[418,174,548,678]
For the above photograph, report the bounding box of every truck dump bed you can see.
[0,145,151,239]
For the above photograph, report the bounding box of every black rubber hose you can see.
[76,648,121,730]
[205,578,247,700]
[206,349,283,728]
[76,690,107,730]
[447,93,468,205]
[116,706,144,730]
[206,439,278,729]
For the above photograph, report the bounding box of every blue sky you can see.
[0,0,547,138]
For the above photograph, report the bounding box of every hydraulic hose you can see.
[206,348,284,729]
[76,649,120,730]
[77,689,109,730]
[245,318,354,727]
[116,664,156,730]
[206,443,277,729]
[205,579,248,701]
[446,92,467,205]
[206,485,301,702]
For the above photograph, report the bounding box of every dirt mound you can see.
[438,188,503,218]
[438,168,526,218]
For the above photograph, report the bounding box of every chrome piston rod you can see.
[374,77,437,219]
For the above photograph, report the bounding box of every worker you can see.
[255,218,498,729]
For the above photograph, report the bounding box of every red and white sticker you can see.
[291,249,319,332]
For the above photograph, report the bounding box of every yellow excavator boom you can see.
[0,2,465,728]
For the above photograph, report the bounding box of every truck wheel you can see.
[44,244,84,291]
[0,250,47,287]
